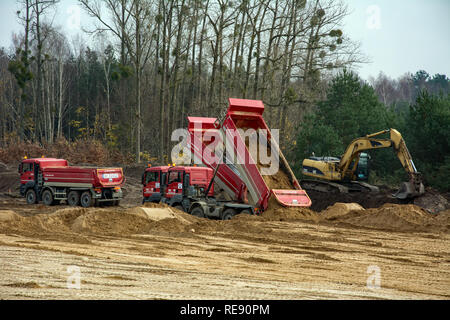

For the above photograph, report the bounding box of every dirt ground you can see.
[0,164,449,300]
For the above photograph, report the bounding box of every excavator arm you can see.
[301,129,424,199]
[338,129,424,199]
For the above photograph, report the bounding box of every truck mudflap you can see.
[271,189,311,207]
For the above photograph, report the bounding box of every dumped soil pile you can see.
[326,203,449,233]
[320,203,365,220]
[260,196,320,222]
[0,205,190,238]
[238,127,295,190]
[261,169,292,190]
[0,208,91,243]
[413,188,449,214]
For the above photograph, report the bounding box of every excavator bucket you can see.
[393,181,425,199]
[271,189,311,207]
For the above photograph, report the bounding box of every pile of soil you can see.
[320,203,365,220]
[260,196,320,222]
[325,203,449,233]
[238,127,295,191]
[0,205,200,240]
[413,188,450,214]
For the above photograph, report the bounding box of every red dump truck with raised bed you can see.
[187,98,311,212]
[19,157,124,207]
[142,165,256,219]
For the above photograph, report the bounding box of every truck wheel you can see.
[25,189,38,205]
[113,200,120,206]
[42,190,54,206]
[67,191,80,206]
[80,191,93,208]
[222,208,236,220]
[190,206,204,218]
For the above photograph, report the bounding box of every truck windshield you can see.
[22,163,33,172]
[146,171,159,184]
[168,171,182,184]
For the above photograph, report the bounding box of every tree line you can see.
[294,69,450,191]
[1,0,365,163]
[1,0,448,191]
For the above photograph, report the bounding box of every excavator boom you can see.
[301,129,425,199]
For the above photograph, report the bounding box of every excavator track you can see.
[300,179,380,194]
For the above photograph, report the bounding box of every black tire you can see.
[222,208,236,220]
[42,189,54,206]
[67,190,80,206]
[190,206,205,218]
[174,205,184,212]
[113,200,120,206]
[80,191,93,208]
[25,189,38,205]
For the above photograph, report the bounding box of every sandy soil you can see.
[0,165,449,300]
[0,197,449,300]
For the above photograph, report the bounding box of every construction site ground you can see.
[0,164,449,300]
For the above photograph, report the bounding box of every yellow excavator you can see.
[301,129,425,199]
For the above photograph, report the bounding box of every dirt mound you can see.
[0,203,202,238]
[329,203,448,233]
[260,196,319,222]
[71,209,155,235]
[321,203,365,220]
[261,169,292,190]
[0,210,22,222]
[433,210,450,228]
[413,189,449,214]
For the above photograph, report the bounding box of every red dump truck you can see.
[143,165,255,219]
[19,158,124,207]
[142,165,170,204]
[187,98,311,212]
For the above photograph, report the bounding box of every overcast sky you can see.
[0,0,449,80]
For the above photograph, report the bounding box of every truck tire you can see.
[25,189,38,205]
[67,191,80,206]
[222,208,236,220]
[113,200,120,206]
[80,191,93,208]
[190,206,205,218]
[42,189,54,206]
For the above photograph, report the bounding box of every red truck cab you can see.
[142,166,169,203]
[19,157,124,207]
[165,166,214,199]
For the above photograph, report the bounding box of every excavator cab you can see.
[355,153,370,181]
